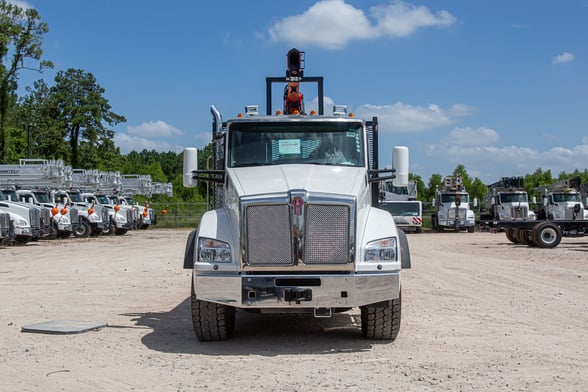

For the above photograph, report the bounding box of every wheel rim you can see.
[540,227,557,245]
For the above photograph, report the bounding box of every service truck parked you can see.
[492,177,588,248]
[431,175,476,232]
[379,180,423,233]
[182,49,411,341]
[480,176,536,222]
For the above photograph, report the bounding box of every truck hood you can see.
[229,165,366,197]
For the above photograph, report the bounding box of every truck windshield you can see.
[500,193,528,203]
[228,122,364,168]
[441,193,469,204]
[553,193,580,202]
[379,202,421,216]
[33,192,51,203]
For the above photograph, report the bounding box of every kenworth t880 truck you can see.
[182,49,411,341]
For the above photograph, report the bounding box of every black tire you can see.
[101,217,115,236]
[467,226,475,233]
[505,228,519,244]
[516,228,532,246]
[191,279,235,341]
[73,219,91,238]
[532,222,562,249]
[115,228,128,236]
[360,291,401,341]
[431,215,437,230]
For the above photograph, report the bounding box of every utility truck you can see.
[182,48,411,341]
[67,168,109,237]
[493,176,588,248]
[379,179,423,233]
[536,177,587,221]
[431,175,476,232]
[480,176,536,222]
[0,159,67,239]
[120,174,156,229]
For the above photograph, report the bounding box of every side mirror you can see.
[391,146,409,187]
[183,148,199,188]
[531,196,537,204]
[473,198,478,207]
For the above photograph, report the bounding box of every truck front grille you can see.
[449,207,467,220]
[510,206,528,219]
[304,204,349,264]
[243,200,352,267]
[246,204,292,265]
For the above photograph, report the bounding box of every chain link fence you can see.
[149,202,207,229]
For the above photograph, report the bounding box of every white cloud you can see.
[370,1,456,37]
[6,0,32,9]
[127,120,184,138]
[552,52,575,65]
[113,133,184,154]
[355,102,468,132]
[424,128,588,181]
[268,0,456,49]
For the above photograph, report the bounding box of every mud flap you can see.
[398,229,411,269]
[183,229,197,269]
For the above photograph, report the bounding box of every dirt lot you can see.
[1,229,586,391]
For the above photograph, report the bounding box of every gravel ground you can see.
[1,229,586,391]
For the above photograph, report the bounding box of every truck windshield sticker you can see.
[278,139,301,155]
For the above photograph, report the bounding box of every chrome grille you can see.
[0,213,9,230]
[511,206,527,219]
[245,204,292,265]
[449,207,467,220]
[304,205,349,264]
[29,208,40,229]
[70,208,79,222]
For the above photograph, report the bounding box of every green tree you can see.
[17,79,66,159]
[425,173,442,202]
[0,1,52,162]
[51,68,125,168]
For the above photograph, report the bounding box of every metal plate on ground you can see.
[21,320,107,334]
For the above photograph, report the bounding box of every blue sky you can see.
[12,0,588,184]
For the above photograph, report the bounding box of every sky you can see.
[10,0,588,184]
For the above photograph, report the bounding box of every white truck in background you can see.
[182,48,411,342]
[536,176,588,221]
[379,179,423,233]
[480,176,536,222]
[431,175,476,232]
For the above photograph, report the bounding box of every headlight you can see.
[15,218,29,228]
[363,237,397,262]
[115,214,126,223]
[199,238,232,263]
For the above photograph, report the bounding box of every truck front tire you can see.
[532,222,562,248]
[191,279,235,341]
[360,291,401,341]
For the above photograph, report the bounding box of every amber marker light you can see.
[51,207,58,216]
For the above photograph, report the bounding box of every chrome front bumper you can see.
[194,273,400,308]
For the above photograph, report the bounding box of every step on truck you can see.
[182,48,411,341]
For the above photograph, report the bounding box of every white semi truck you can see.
[431,175,476,232]
[182,49,411,341]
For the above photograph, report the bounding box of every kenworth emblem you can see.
[292,196,303,216]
